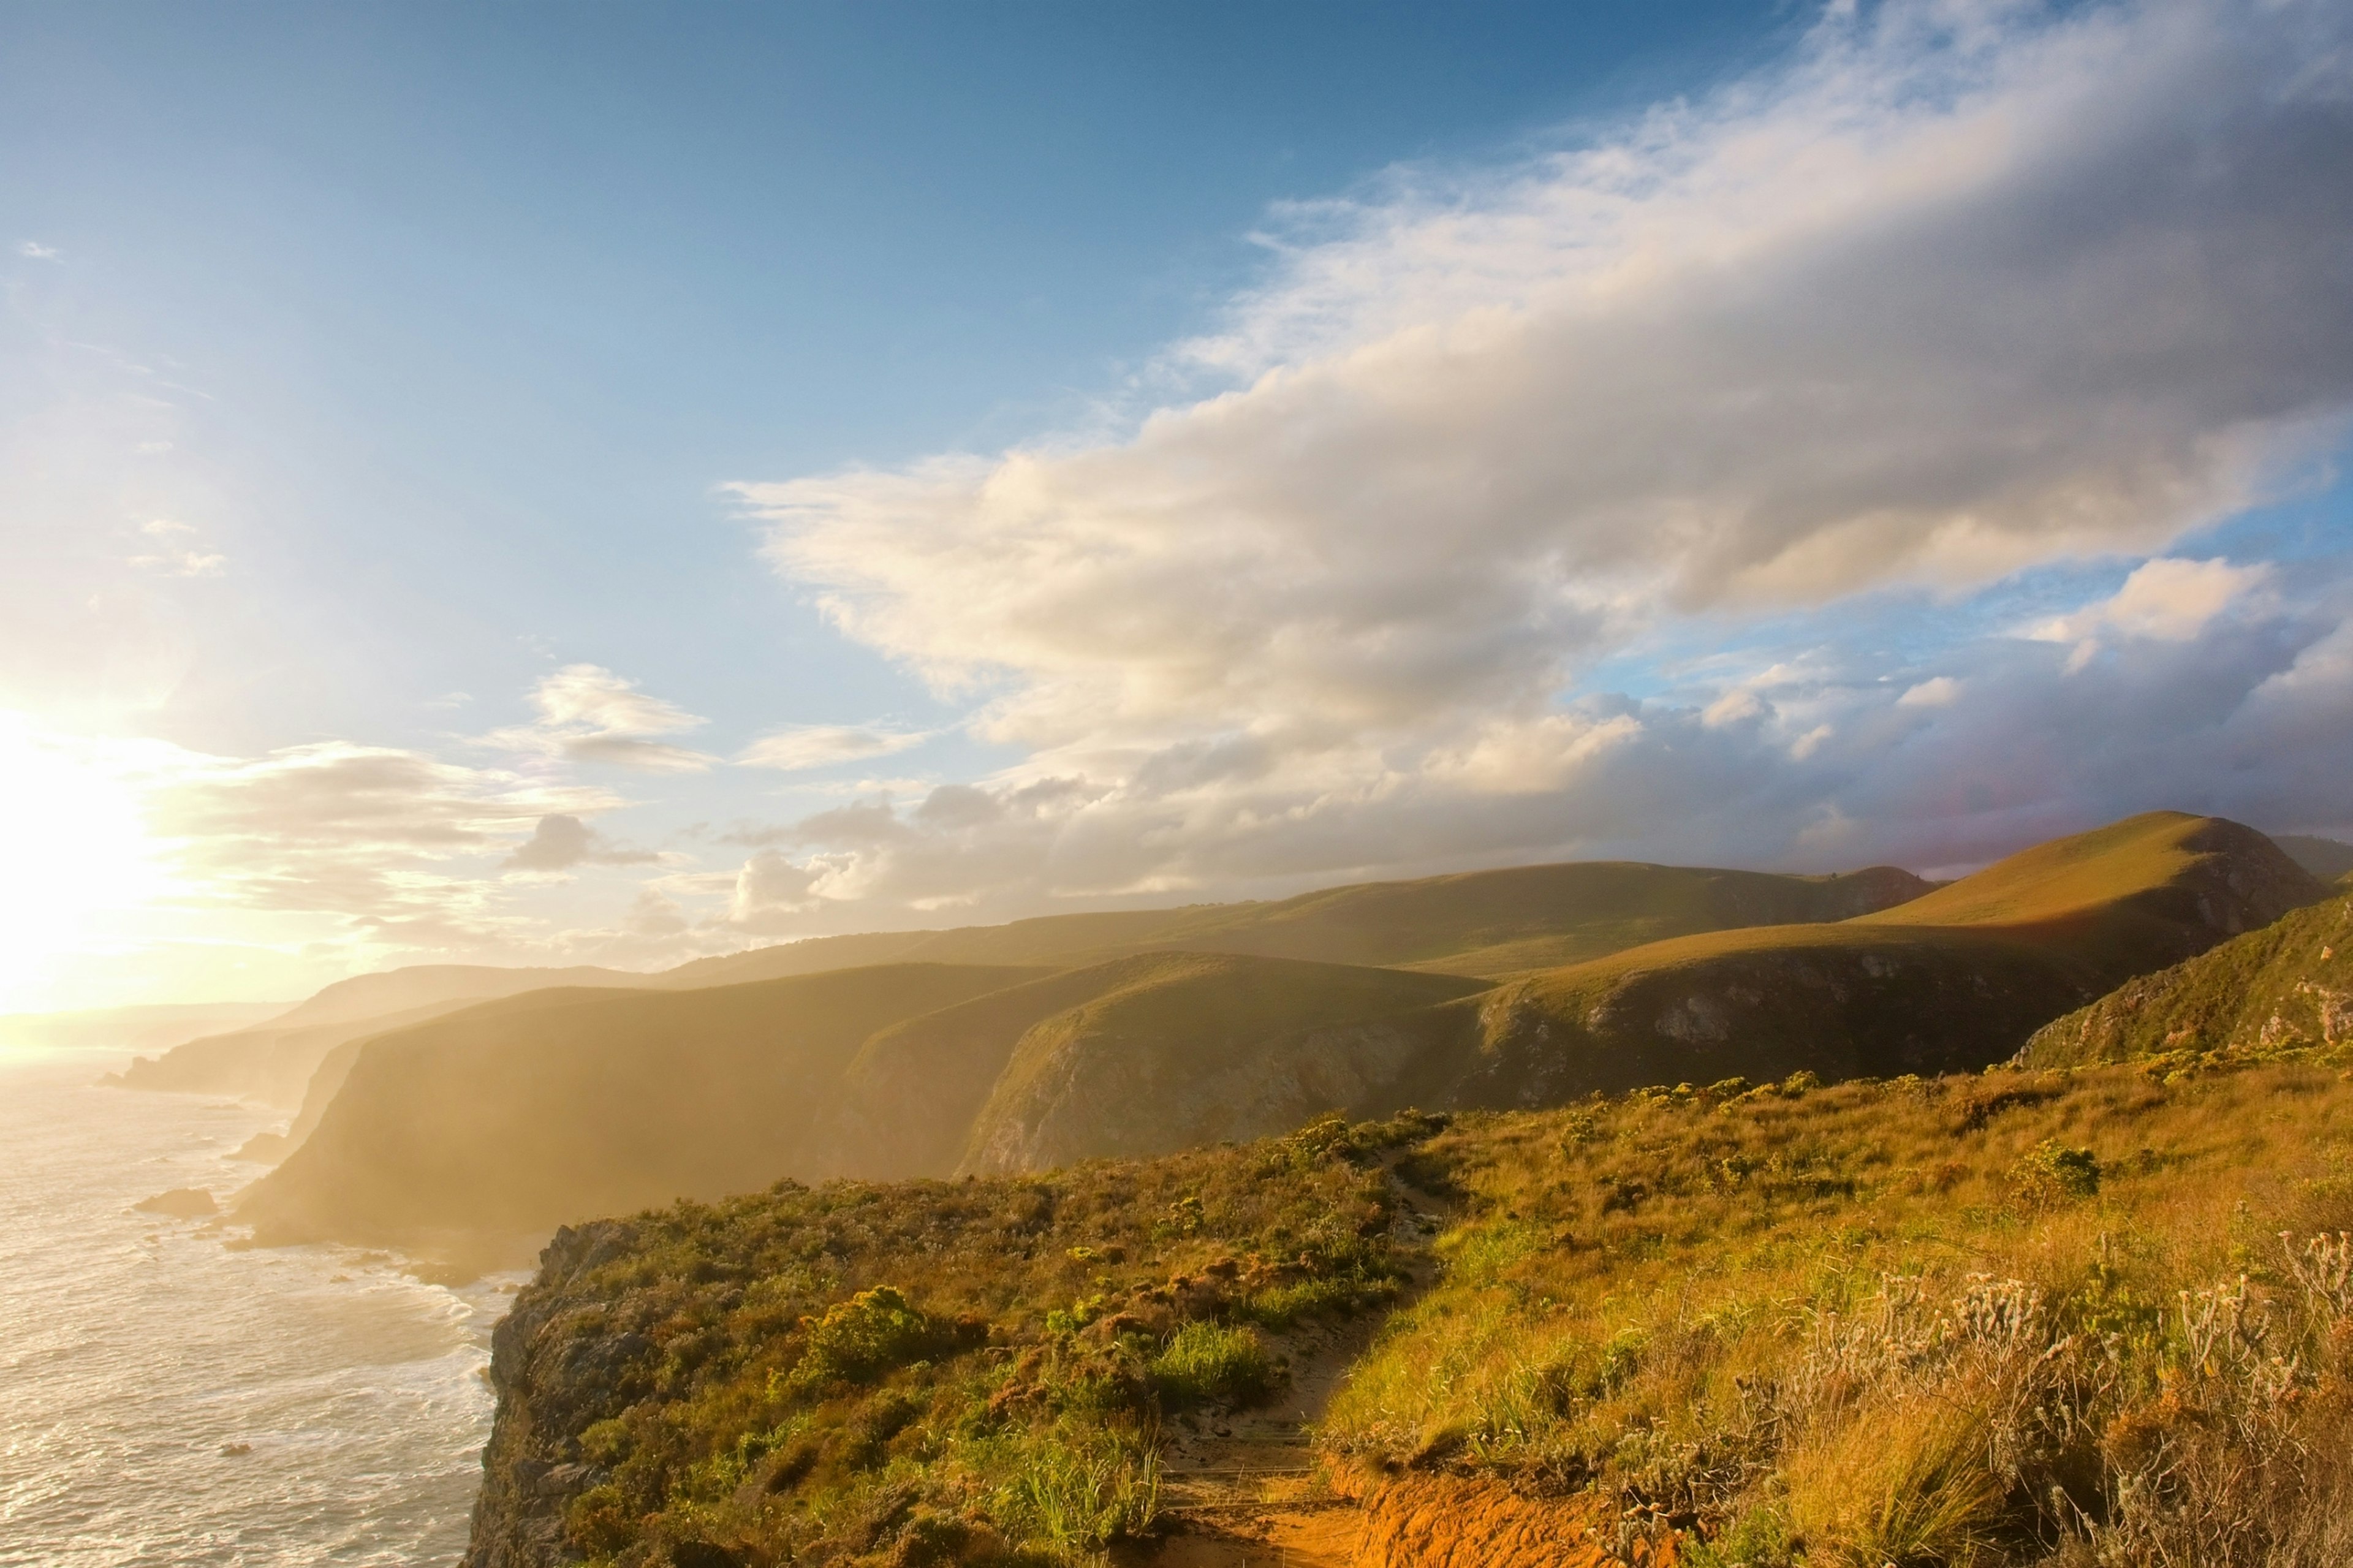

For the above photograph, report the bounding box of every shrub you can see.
[2009,1139,2101,1207]
[787,1285,955,1392]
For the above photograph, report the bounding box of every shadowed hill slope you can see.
[813,952,1487,1178]
[237,963,1044,1257]
[239,955,1486,1254]
[1360,814,2327,1110]
[2017,888,2353,1068]
[2276,833,2353,882]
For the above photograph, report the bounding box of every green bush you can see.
[787,1284,952,1392]
[2010,1138,2101,1206]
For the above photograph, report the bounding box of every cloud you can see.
[695,0,2353,933]
[740,0,2353,773]
[484,664,718,772]
[2026,556,2275,672]
[128,518,226,577]
[738,723,930,771]
[17,241,59,261]
[138,740,626,949]
[1897,676,1964,708]
[501,813,661,872]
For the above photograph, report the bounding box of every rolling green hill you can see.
[1360,813,2327,1109]
[237,953,1487,1256]
[230,816,2323,1258]
[819,951,1487,1176]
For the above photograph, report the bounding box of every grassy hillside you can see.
[241,952,1488,1254]
[237,964,1043,1259]
[816,952,1482,1180]
[1369,813,2328,1112]
[2017,891,2352,1069]
[954,954,1485,1172]
[657,861,1933,988]
[466,1056,2353,1568]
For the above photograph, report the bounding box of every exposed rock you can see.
[132,1187,218,1219]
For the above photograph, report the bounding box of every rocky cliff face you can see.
[464,1222,644,1568]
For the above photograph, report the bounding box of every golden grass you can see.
[1322,1056,2353,1564]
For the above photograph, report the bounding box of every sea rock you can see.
[133,1188,218,1219]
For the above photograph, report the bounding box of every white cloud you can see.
[483,664,718,773]
[738,724,930,771]
[2026,555,2275,673]
[1898,676,1963,708]
[127,550,225,577]
[706,0,2353,927]
[151,741,622,939]
[741,0,2353,771]
[17,241,59,262]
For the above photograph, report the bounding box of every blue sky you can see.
[3,0,2349,1010]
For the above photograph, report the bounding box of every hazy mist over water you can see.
[0,1048,506,1565]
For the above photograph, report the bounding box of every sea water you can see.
[0,1046,508,1566]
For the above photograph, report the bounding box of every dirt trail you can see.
[1115,1165,1452,1568]
[1122,1164,1675,1567]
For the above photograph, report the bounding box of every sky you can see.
[2,0,2350,1013]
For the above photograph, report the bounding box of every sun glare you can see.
[0,714,172,1013]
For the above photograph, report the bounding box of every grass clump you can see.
[1148,1321,1272,1407]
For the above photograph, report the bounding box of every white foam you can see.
[0,1056,501,1567]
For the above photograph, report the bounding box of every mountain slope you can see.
[2276,833,2353,882]
[920,953,1482,1173]
[818,952,1484,1181]
[112,963,657,1104]
[1370,814,2327,1108]
[236,963,1043,1256]
[2017,890,2353,1067]
[654,860,1933,987]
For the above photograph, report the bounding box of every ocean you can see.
[0,1045,509,1566]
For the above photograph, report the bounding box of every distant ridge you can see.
[1385,812,2325,1108]
[2275,833,2353,883]
[119,855,1930,1108]
[108,963,658,1104]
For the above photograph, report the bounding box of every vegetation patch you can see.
[474,1115,1427,1566]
